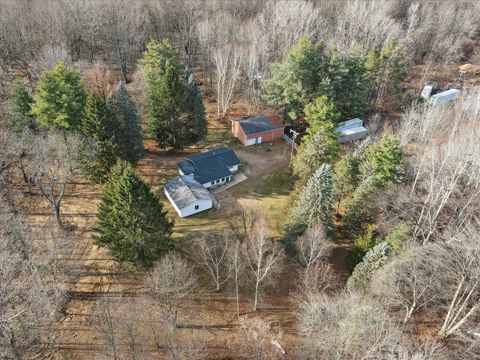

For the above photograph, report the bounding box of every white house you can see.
[164,176,214,218]
[335,118,368,143]
[177,147,241,189]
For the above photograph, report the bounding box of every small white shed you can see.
[335,118,368,143]
[429,89,459,107]
[164,176,214,218]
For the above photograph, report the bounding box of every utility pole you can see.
[288,129,299,165]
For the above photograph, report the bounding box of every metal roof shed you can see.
[335,118,368,143]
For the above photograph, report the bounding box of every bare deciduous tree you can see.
[0,208,62,359]
[243,219,284,311]
[148,252,198,326]
[372,244,440,324]
[227,240,243,316]
[432,224,480,339]
[224,205,260,242]
[400,94,480,244]
[237,317,284,360]
[296,224,332,285]
[93,298,120,360]
[101,0,145,83]
[192,233,231,292]
[297,291,402,359]
[213,44,243,116]
[27,133,82,229]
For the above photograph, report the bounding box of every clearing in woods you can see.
[43,101,342,359]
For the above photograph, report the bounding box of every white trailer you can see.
[429,89,459,107]
[421,85,434,99]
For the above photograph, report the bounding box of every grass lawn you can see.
[160,158,292,241]
[233,165,292,239]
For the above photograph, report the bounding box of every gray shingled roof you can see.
[164,176,213,209]
[186,147,240,166]
[236,115,284,135]
[177,148,240,184]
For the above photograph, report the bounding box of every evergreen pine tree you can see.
[184,69,207,143]
[32,61,86,131]
[366,40,409,108]
[81,92,119,183]
[347,242,391,293]
[11,79,35,132]
[262,36,332,122]
[107,82,143,163]
[384,222,415,252]
[342,176,377,235]
[361,134,404,188]
[96,160,174,267]
[291,163,334,232]
[262,36,369,122]
[304,96,341,137]
[146,57,184,148]
[141,39,206,149]
[292,119,340,183]
[346,224,382,269]
[335,50,369,117]
[332,137,371,213]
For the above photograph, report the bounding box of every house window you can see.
[211,181,215,185]
[195,205,199,210]
[222,178,225,182]
[216,179,220,184]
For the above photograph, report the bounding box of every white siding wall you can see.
[228,165,239,173]
[203,175,232,189]
[164,189,212,218]
[179,199,213,217]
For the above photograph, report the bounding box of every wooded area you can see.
[1,0,480,359]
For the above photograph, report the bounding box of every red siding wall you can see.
[231,118,285,146]
[245,128,284,142]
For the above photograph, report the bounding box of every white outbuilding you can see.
[164,176,214,218]
[335,118,368,143]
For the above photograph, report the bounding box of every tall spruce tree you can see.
[365,40,409,108]
[342,176,377,236]
[291,163,334,232]
[11,79,35,132]
[96,160,174,267]
[335,50,369,117]
[81,92,119,183]
[141,39,206,148]
[332,138,371,213]
[107,82,143,163]
[31,61,86,131]
[184,69,207,143]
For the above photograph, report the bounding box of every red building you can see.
[231,115,285,146]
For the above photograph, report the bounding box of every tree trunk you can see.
[253,281,259,311]
[53,203,63,229]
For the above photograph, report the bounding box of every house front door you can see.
[257,136,262,144]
